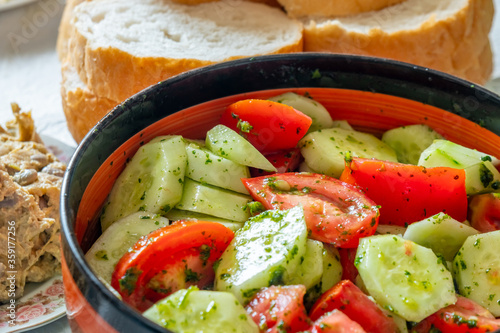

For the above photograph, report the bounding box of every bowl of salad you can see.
[60,53,500,333]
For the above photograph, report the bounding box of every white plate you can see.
[0,275,66,332]
[0,0,37,12]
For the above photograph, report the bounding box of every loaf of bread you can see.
[64,0,303,102]
[301,0,494,84]
[278,0,406,18]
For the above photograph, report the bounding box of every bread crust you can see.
[278,0,406,18]
[61,63,118,143]
[302,0,494,84]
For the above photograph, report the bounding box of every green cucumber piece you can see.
[185,143,250,194]
[331,120,354,131]
[206,125,276,172]
[268,92,333,132]
[464,161,500,195]
[164,208,244,232]
[356,235,456,322]
[418,139,499,168]
[100,135,187,231]
[376,225,407,236]
[143,286,259,333]
[453,230,500,317]
[175,178,251,223]
[299,127,398,178]
[403,213,479,261]
[382,124,443,165]
[85,212,169,283]
[215,206,308,303]
[289,239,324,289]
[320,245,343,293]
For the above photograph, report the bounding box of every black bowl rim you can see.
[60,52,500,332]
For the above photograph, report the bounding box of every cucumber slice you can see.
[164,208,244,232]
[453,230,500,316]
[418,139,499,168]
[464,161,500,195]
[356,235,457,322]
[175,178,251,223]
[215,206,308,303]
[289,239,324,289]
[85,212,169,283]
[320,245,343,293]
[100,135,187,231]
[331,120,354,131]
[299,127,398,178]
[185,143,250,194]
[268,92,334,132]
[376,225,407,236]
[382,124,443,165]
[206,125,276,172]
[403,213,479,261]
[143,286,259,333]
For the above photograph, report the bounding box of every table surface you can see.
[1,0,500,332]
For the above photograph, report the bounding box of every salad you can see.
[85,92,500,333]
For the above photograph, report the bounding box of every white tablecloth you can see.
[0,0,500,332]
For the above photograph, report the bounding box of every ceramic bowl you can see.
[60,53,500,333]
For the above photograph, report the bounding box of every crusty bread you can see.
[172,0,282,7]
[278,0,406,18]
[301,0,494,84]
[65,0,303,102]
[61,63,118,143]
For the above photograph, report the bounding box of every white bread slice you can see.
[66,0,303,102]
[61,62,118,143]
[278,0,406,18]
[302,0,494,84]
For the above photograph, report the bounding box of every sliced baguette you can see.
[302,0,494,84]
[66,0,303,102]
[61,63,118,143]
[278,0,407,18]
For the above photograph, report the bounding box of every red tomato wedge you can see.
[242,173,379,248]
[411,296,500,333]
[309,280,400,333]
[468,193,500,232]
[220,99,312,153]
[111,220,234,312]
[338,248,359,283]
[310,310,367,333]
[340,157,468,226]
[245,285,310,333]
[250,148,303,177]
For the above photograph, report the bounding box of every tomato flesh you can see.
[111,220,234,312]
[468,193,500,232]
[220,99,312,153]
[411,296,500,333]
[338,248,359,283]
[242,173,379,248]
[250,148,303,177]
[310,280,400,333]
[245,285,311,333]
[310,310,367,333]
[340,157,468,226]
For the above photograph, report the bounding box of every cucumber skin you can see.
[453,231,500,317]
[143,286,259,333]
[214,206,308,304]
[356,235,456,322]
[418,140,498,168]
[299,127,397,178]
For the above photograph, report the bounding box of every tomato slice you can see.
[411,296,500,333]
[309,280,400,333]
[468,193,500,232]
[340,157,468,226]
[242,173,379,248]
[220,99,312,153]
[111,220,234,312]
[310,310,367,333]
[250,148,303,177]
[245,285,310,333]
[338,248,359,283]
